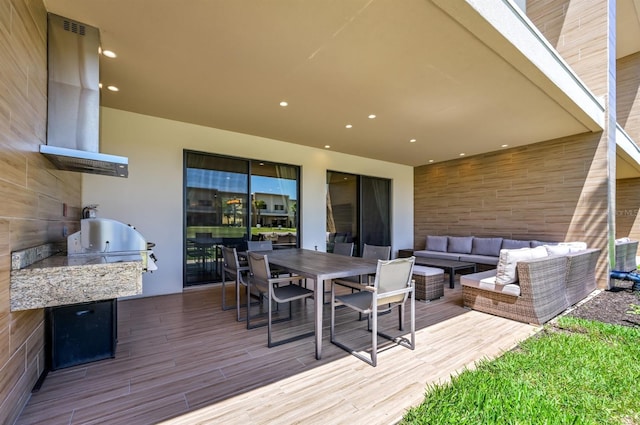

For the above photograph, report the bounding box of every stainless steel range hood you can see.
[41,13,128,178]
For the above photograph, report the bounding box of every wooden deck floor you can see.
[16,281,539,425]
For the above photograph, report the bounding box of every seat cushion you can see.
[459,254,499,266]
[414,250,461,261]
[461,271,521,296]
[425,235,448,252]
[448,236,473,254]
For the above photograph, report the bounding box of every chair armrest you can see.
[269,275,304,285]
[332,278,366,291]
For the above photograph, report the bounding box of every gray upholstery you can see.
[471,237,503,256]
[425,235,448,252]
[447,236,473,254]
[413,250,461,261]
[501,239,531,249]
[459,254,499,266]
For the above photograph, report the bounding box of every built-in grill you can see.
[67,218,157,271]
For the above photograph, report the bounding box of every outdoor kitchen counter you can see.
[10,248,143,312]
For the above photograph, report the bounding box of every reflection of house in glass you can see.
[186,187,247,227]
[252,192,296,228]
[186,186,295,228]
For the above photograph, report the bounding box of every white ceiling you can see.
[43,0,640,169]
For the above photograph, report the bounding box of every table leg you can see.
[448,267,455,289]
[315,277,323,360]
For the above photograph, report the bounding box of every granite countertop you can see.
[10,244,144,312]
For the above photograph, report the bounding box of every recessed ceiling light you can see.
[98,83,103,88]
[102,49,117,58]
[345,124,353,129]
[324,145,331,149]
[428,159,434,163]
[279,101,288,107]
[459,153,465,156]
[409,139,416,143]
[106,85,119,92]
[368,114,376,119]
[501,144,509,148]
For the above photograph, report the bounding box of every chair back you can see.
[247,251,272,289]
[373,257,415,305]
[333,242,354,256]
[247,240,273,251]
[362,244,391,260]
[221,246,240,272]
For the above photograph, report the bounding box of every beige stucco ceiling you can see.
[42,0,637,168]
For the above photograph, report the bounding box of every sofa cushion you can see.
[471,237,503,256]
[414,250,461,261]
[531,240,555,248]
[448,236,473,254]
[495,246,548,285]
[460,270,520,296]
[502,239,531,249]
[544,244,572,256]
[558,241,587,252]
[459,254,500,266]
[425,235,448,252]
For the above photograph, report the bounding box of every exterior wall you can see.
[0,0,82,423]
[414,132,609,285]
[617,178,640,240]
[82,108,414,297]
[526,0,614,285]
[527,0,610,99]
[617,52,640,142]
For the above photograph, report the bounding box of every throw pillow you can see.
[425,235,448,252]
[495,246,548,285]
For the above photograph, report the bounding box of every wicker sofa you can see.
[461,248,601,325]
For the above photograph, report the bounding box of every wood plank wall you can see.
[0,0,82,423]
[617,52,640,142]
[616,178,640,241]
[413,132,608,256]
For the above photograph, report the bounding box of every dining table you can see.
[265,248,379,360]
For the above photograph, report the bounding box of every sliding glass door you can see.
[326,171,390,256]
[184,151,300,286]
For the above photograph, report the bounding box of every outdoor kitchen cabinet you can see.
[46,299,117,370]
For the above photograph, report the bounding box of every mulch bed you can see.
[565,280,640,328]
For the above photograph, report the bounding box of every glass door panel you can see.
[250,161,299,248]
[184,152,249,286]
[326,171,358,253]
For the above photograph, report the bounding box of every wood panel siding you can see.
[414,133,610,287]
[527,0,609,99]
[0,0,82,423]
[617,52,640,142]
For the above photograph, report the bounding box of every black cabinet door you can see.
[46,299,116,370]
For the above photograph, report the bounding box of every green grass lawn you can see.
[401,317,640,424]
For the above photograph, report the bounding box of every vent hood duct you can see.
[41,13,128,178]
